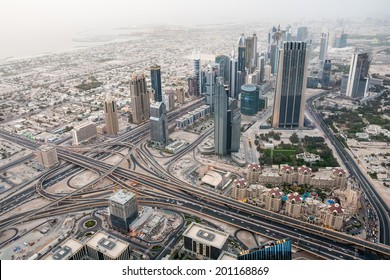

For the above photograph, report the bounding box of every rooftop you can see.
[110,189,136,205]
[42,238,84,260]
[201,170,223,188]
[86,231,129,259]
[183,222,229,249]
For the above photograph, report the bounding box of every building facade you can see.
[240,84,259,116]
[346,51,371,99]
[109,190,138,233]
[272,41,308,128]
[150,64,162,102]
[104,92,119,135]
[150,102,168,147]
[183,222,229,260]
[130,74,150,124]
[71,121,97,145]
[36,145,58,168]
[322,60,332,89]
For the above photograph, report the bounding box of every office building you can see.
[296,27,308,41]
[259,55,265,83]
[36,145,58,168]
[204,65,217,107]
[193,51,201,96]
[109,189,138,233]
[187,76,198,98]
[42,238,86,260]
[238,239,292,260]
[71,121,97,145]
[322,60,332,89]
[150,64,162,102]
[214,78,241,156]
[130,74,150,124]
[340,74,349,95]
[240,84,259,116]
[150,102,168,147]
[307,76,319,88]
[238,33,246,72]
[346,51,371,99]
[86,231,131,260]
[229,53,238,98]
[272,42,308,128]
[245,33,258,73]
[176,87,185,104]
[215,55,230,83]
[334,32,348,48]
[319,32,328,62]
[104,92,119,135]
[264,65,271,80]
[183,222,229,260]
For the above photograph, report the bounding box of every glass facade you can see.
[150,65,162,102]
[322,60,331,89]
[276,41,307,128]
[238,239,292,260]
[240,84,259,116]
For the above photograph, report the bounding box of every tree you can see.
[290,132,299,144]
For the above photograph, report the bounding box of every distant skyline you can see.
[0,0,389,59]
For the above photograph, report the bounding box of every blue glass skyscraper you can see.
[150,64,162,102]
[238,34,246,72]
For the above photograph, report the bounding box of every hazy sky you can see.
[0,0,389,58]
[1,0,389,30]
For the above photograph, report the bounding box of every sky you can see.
[0,0,389,58]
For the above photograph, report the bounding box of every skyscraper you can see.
[214,78,241,156]
[346,51,371,99]
[322,60,332,89]
[214,77,228,156]
[296,27,308,41]
[272,42,308,128]
[204,65,217,107]
[215,55,230,83]
[104,92,119,135]
[150,102,168,146]
[109,189,138,233]
[259,55,265,83]
[130,74,150,124]
[229,52,238,98]
[193,51,201,96]
[238,33,246,72]
[334,31,348,48]
[150,64,162,102]
[187,76,198,97]
[245,34,257,74]
[319,32,329,62]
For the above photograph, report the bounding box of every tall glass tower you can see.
[214,77,228,156]
[150,64,162,102]
[322,60,332,89]
[237,34,246,72]
[272,42,308,128]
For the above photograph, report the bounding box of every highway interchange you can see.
[1,95,390,260]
